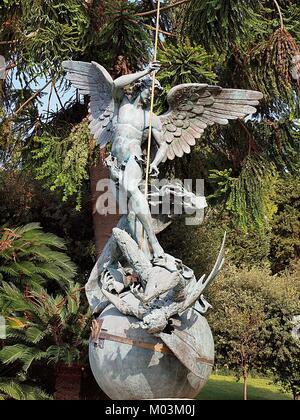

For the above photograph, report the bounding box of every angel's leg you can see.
[121,157,164,259]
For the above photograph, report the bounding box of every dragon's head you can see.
[148,181,207,231]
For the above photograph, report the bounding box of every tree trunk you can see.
[54,364,83,400]
[88,151,118,402]
[243,368,248,401]
[89,40,132,257]
[89,149,120,257]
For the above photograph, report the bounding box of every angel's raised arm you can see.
[113,62,161,95]
[114,69,148,91]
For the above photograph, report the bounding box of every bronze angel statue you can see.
[62,60,263,264]
[63,60,264,399]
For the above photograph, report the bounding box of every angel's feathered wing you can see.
[62,61,114,148]
[160,84,263,161]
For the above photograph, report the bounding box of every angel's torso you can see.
[111,95,159,164]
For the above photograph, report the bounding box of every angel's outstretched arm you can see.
[113,62,160,93]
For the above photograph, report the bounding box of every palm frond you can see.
[0,223,76,289]
[0,344,47,372]
[0,378,52,400]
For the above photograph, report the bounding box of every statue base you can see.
[89,305,214,400]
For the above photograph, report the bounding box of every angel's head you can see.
[127,76,163,106]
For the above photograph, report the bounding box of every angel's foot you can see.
[152,241,165,260]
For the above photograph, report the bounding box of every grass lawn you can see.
[197,375,292,400]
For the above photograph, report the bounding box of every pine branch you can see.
[0,40,19,46]
[46,82,54,120]
[52,80,65,111]
[136,0,191,17]
[6,63,17,71]
[143,23,174,37]
[14,79,53,117]
[0,32,38,46]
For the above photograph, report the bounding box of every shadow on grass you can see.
[197,376,292,401]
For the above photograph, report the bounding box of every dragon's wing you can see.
[160,84,263,161]
[159,327,214,379]
[62,61,114,148]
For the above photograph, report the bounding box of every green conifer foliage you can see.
[156,41,218,111]
[183,0,259,53]
[270,175,300,272]
[0,0,95,75]
[33,119,91,209]
[95,0,152,70]
[210,157,278,229]
[244,27,300,111]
